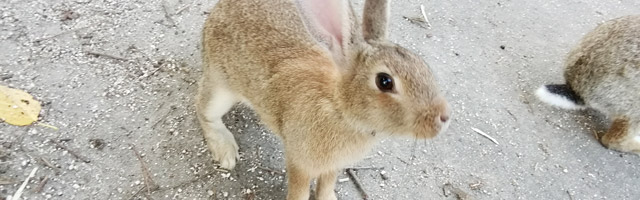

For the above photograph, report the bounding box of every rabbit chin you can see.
[371,122,448,139]
[347,117,448,139]
[411,118,450,139]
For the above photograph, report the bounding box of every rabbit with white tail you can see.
[536,15,640,154]
[196,0,451,199]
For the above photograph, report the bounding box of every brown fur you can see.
[564,15,640,154]
[197,0,450,199]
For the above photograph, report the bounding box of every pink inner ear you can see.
[308,0,344,44]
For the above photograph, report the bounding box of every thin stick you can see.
[38,157,60,175]
[11,167,38,200]
[131,144,159,196]
[33,27,88,43]
[256,166,284,175]
[38,157,56,169]
[85,51,129,61]
[471,127,499,145]
[0,179,17,185]
[592,129,600,140]
[505,109,518,121]
[419,5,432,28]
[34,176,49,193]
[347,167,384,171]
[128,186,147,200]
[36,122,59,131]
[162,2,177,27]
[346,168,368,200]
[51,140,91,163]
[396,156,410,165]
[175,3,192,15]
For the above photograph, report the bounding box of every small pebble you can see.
[380,171,389,180]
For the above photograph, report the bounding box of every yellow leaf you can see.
[0,85,41,126]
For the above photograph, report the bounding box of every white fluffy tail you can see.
[535,84,586,110]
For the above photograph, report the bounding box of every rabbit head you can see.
[301,0,451,138]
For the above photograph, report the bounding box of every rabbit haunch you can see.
[536,15,640,154]
[197,0,451,199]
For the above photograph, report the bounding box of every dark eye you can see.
[376,73,394,92]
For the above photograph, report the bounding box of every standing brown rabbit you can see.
[536,15,640,154]
[196,0,451,199]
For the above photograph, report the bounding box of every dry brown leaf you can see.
[0,85,41,126]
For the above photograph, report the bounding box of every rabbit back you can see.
[564,15,640,117]
[201,0,339,126]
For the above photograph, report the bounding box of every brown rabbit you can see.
[196,0,451,199]
[536,15,640,154]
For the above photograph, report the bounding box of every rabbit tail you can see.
[535,84,586,110]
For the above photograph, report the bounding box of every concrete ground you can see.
[1,0,639,199]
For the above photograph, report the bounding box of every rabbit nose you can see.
[434,96,451,124]
[439,114,449,123]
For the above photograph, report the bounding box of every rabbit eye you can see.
[376,73,394,92]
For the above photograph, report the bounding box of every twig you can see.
[256,166,284,175]
[419,5,432,28]
[38,157,56,169]
[591,129,600,140]
[33,26,88,43]
[11,167,38,200]
[162,2,177,27]
[396,156,410,165]
[0,179,17,185]
[403,16,429,29]
[347,167,384,171]
[128,185,147,200]
[175,3,192,15]
[346,169,368,200]
[471,127,499,145]
[213,167,230,173]
[131,144,159,196]
[85,51,129,61]
[505,109,518,121]
[36,122,59,131]
[38,157,60,175]
[51,140,91,163]
[34,176,49,193]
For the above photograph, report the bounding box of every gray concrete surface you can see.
[1,0,639,199]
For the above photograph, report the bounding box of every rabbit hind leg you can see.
[315,169,338,200]
[601,116,640,154]
[196,75,240,169]
[285,162,312,200]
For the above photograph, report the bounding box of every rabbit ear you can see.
[362,0,389,42]
[299,0,351,54]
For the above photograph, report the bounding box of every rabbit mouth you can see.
[411,112,451,139]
